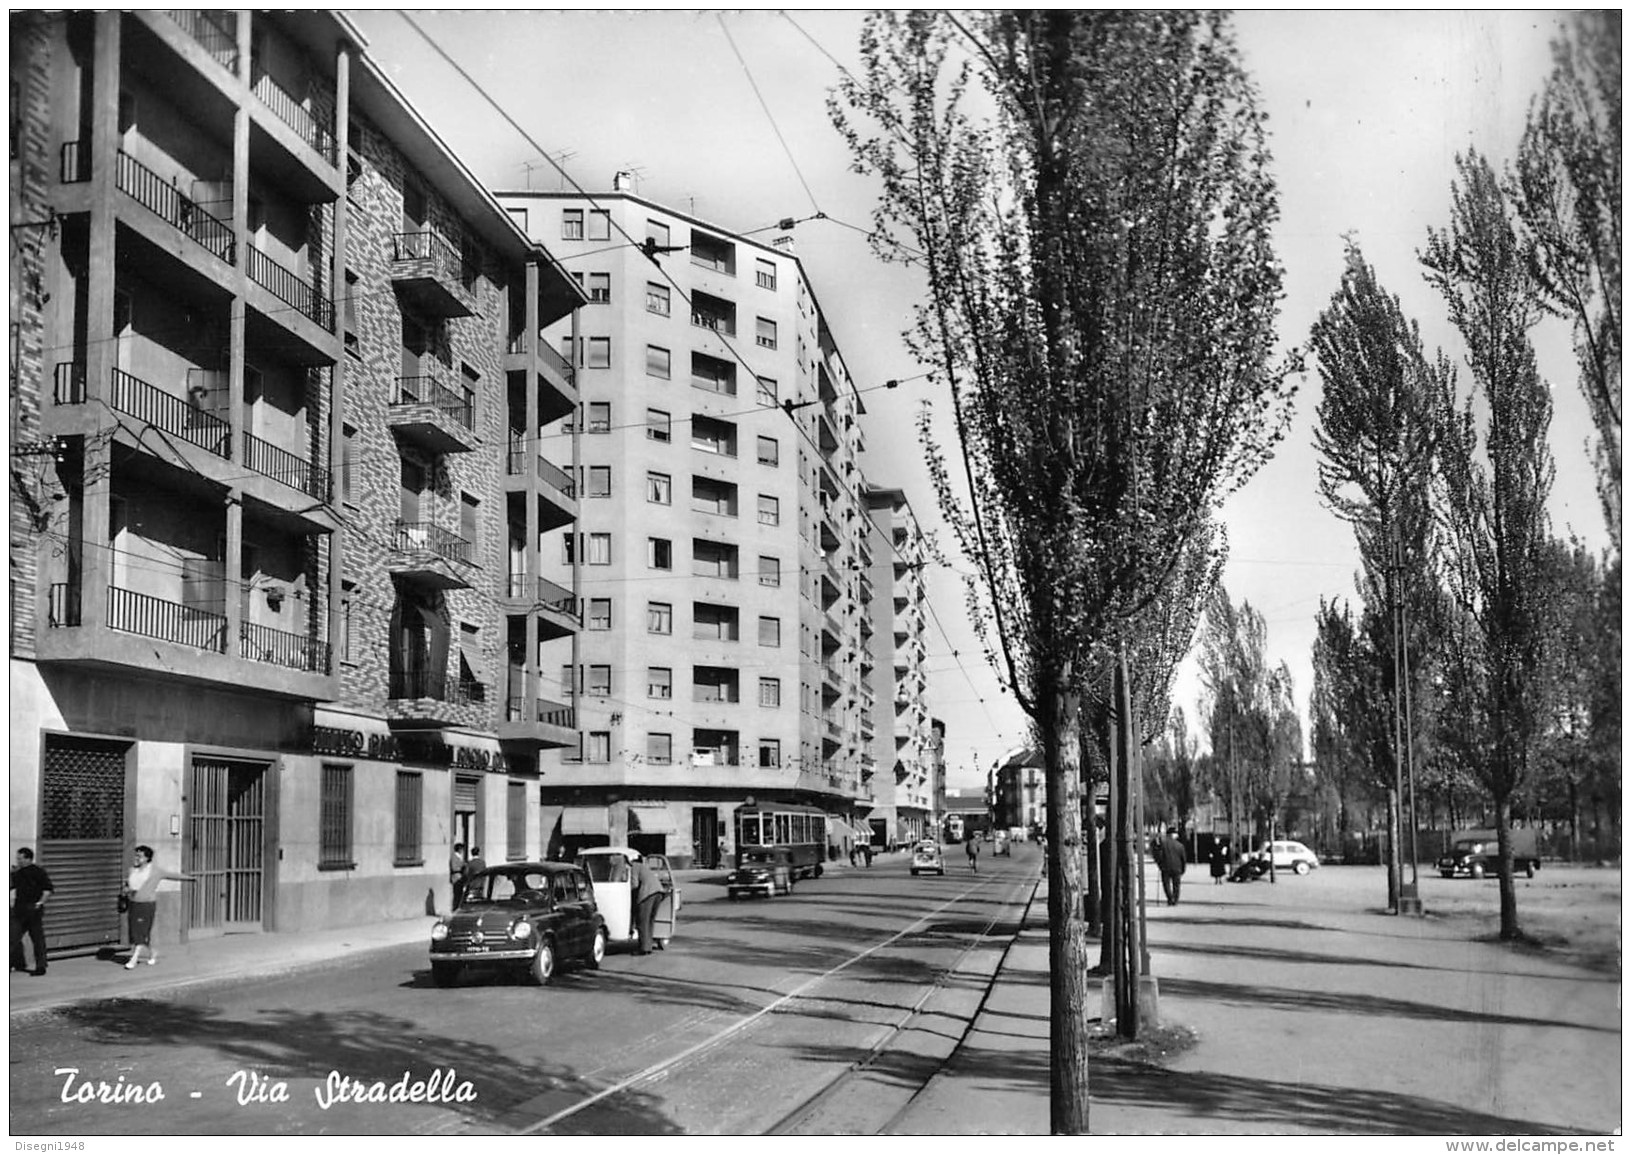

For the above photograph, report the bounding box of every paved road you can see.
[9,849,1037,1135]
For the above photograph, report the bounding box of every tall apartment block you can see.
[8,10,584,954]
[496,184,924,865]
[861,486,935,847]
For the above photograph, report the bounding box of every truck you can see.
[1436,827,1540,879]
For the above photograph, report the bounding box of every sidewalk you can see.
[890,869,1621,1135]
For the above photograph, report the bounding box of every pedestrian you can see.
[1209,838,1229,886]
[716,834,728,869]
[10,848,53,976]
[1156,828,1188,906]
[966,837,979,872]
[121,845,195,969]
[630,854,661,955]
[464,846,487,902]
[862,840,873,867]
[449,842,467,909]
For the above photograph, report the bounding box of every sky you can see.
[344,9,1607,792]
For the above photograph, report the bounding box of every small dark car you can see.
[429,862,607,986]
[727,847,795,899]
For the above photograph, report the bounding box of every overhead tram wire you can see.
[396,14,993,725]
[716,12,821,219]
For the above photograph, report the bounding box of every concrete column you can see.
[327,38,352,671]
[523,258,541,708]
[224,41,250,642]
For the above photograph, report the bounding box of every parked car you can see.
[576,847,681,951]
[728,847,795,899]
[1256,840,1320,875]
[1437,828,1539,879]
[429,862,606,987]
[911,840,945,876]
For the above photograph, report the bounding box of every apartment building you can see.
[8,10,584,953]
[990,746,1047,833]
[861,486,934,848]
[495,183,897,866]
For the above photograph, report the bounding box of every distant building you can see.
[990,746,1047,832]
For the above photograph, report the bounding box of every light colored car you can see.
[1257,840,1319,875]
[575,847,680,948]
[910,841,945,876]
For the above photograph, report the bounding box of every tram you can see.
[734,800,827,879]
[944,814,965,844]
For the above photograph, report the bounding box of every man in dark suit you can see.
[630,855,661,955]
[10,848,53,975]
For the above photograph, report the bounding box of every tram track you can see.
[513,867,1038,1135]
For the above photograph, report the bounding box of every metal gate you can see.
[39,735,130,952]
[188,758,267,933]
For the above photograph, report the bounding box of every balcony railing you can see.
[252,69,335,162]
[393,375,473,431]
[393,521,471,565]
[60,140,90,184]
[392,230,473,286]
[47,583,81,628]
[506,698,577,728]
[53,362,86,404]
[240,620,329,673]
[690,311,735,336]
[389,669,487,705]
[506,573,577,617]
[243,430,330,500]
[165,9,238,71]
[111,367,231,456]
[538,337,574,382]
[505,443,576,497]
[107,585,227,652]
[248,243,335,330]
[116,150,235,263]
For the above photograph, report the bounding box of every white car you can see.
[575,847,681,949]
[910,841,945,876]
[1257,840,1319,875]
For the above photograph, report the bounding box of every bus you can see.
[734,801,827,880]
[944,814,965,844]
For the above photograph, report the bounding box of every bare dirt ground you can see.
[1411,861,1622,974]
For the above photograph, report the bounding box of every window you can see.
[648,538,672,570]
[759,555,780,587]
[646,282,670,316]
[560,664,581,695]
[690,230,735,275]
[647,220,670,247]
[461,492,479,554]
[646,345,671,379]
[560,335,576,366]
[758,616,780,647]
[394,771,423,866]
[757,435,779,467]
[586,271,610,303]
[693,666,739,703]
[507,780,526,861]
[756,258,777,290]
[694,539,740,580]
[562,534,576,566]
[693,602,740,642]
[586,532,611,565]
[648,667,672,699]
[344,272,360,354]
[341,424,357,503]
[756,317,777,349]
[587,732,611,763]
[340,581,356,664]
[691,415,737,456]
[588,210,610,241]
[647,732,673,764]
[757,494,780,526]
[562,208,584,239]
[586,337,610,369]
[691,352,735,396]
[647,601,673,634]
[691,476,738,517]
[319,763,354,869]
[756,376,778,407]
[647,471,672,505]
[647,408,671,442]
[759,678,781,708]
[587,598,611,630]
[758,739,781,768]
[587,401,611,432]
[587,665,611,696]
[585,465,611,498]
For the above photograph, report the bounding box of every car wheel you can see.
[814,864,824,878]
[1470,862,1486,880]
[1293,861,1310,875]
[530,939,556,985]
[587,926,607,970]
[430,962,460,988]
[910,869,918,876]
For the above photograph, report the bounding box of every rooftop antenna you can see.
[620,164,647,193]
[520,160,546,189]
[548,148,578,190]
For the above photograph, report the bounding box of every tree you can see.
[1510,12,1621,554]
[1308,240,1456,908]
[831,12,1295,1131]
[1199,586,1274,848]
[1422,150,1558,940]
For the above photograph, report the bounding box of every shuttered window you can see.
[394,771,423,866]
[320,763,354,869]
[507,781,526,860]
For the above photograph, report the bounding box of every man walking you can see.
[10,848,53,975]
[1156,828,1188,906]
[630,854,662,955]
[965,837,979,872]
[449,842,467,910]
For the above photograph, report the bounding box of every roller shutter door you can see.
[39,735,130,952]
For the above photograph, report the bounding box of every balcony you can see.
[391,231,476,319]
[111,367,231,457]
[164,9,238,72]
[505,573,579,640]
[252,69,335,164]
[498,695,578,751]
[115,149,235,265]
[247,243,335,331]
[387,670,489,728]
[504,443,575,532]
[504,331,577,424]
[389,374,479,455]
[40,583,333,699]
[387,521,473,591]
[243,430,330,501]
